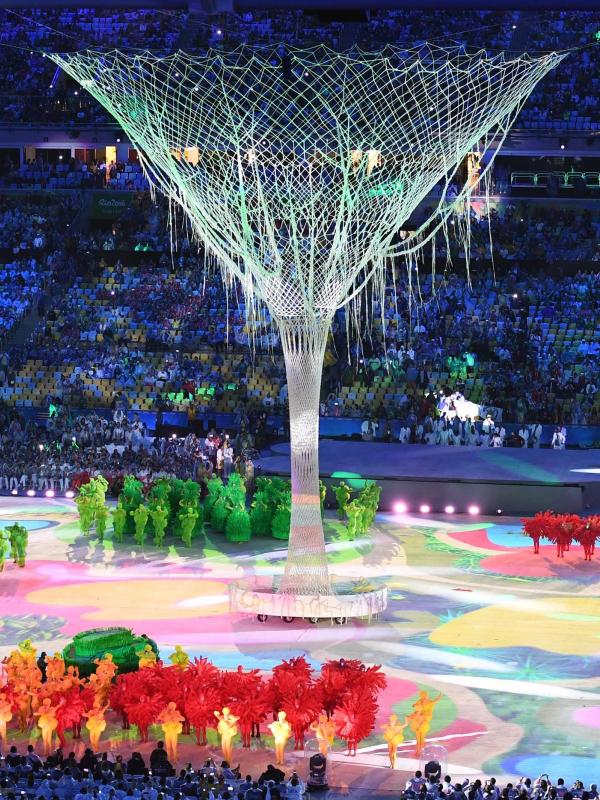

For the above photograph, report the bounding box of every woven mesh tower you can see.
[51,44,564,596]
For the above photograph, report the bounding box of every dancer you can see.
[157,701,185,764]
[407,691,442,756]
[268,710,292,766]
[178,506,198,548]
[84,700,108,752]
[310,713,336,756]
[381,714,408,769]
[0,528,9,572]
[0,691,12,745]
[214,707,239,765]
[169,645,190,669]
[95,505,109,542]
[35,697,59,755]
[45,653,66,684]
[124,692,163,743]
[112,503,127,543]
[93,653,118,704]
[574,516,600,561]
[137,644,157,669]
[56,685,88,747]
[133,504,149,546]
[150,504,169,548]
[8,523,28,568]
[333,685,378,757]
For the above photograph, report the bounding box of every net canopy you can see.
[50,43,565,596]
[51,44,565,325]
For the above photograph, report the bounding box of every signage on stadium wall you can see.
[89,193,134,219]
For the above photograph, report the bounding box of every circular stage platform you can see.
[229,577,388,623]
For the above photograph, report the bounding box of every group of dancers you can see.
[522,511,599,560]
[0,643,440,769]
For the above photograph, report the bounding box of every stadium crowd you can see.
[0,746,597,800]
[0,9,595,131]
[0,194,599,449]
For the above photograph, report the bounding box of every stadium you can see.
[0,1,600,797]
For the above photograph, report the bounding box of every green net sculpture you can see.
[51,44,564,596]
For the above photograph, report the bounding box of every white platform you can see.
[228,578,388,622]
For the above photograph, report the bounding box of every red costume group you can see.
[522,511,600,560]
[1,650,387,758]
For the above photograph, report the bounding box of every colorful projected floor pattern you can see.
[1,498,599,789]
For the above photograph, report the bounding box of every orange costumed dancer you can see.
[84,701,108,752]
[381,714,408,769]
[93,653,118,703]
[157,701,185,764]
[214,707,239,764]
[35,696,59,755]
[45,653,66,684]
[310,713,336,756]
[268,710,292,766]
[0,691,12,744]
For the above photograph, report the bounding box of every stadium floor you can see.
[1,498,599,788]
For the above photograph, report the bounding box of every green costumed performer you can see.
[94,505,109,543]
[0,528,9,572]
[8,523,28,568]
[334,482,352,520]
[150,504,169,547]
[178,506,198,548]
[111,503,127,543]
[345,500,362,541]
[133,504,149,547]
[319,479,327,518]
[75,493,95,535]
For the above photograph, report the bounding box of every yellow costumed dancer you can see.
[168,645,190,669]
[84,701,108,752]
[0,692,12,745]
[408,691,442,755]
[310,713,336,756]
[268,710,292,766]
[381,714,408,769]
[157,701,185,764]
[136,644,157,669]
[35,697,59,755]
[214,707,239,765]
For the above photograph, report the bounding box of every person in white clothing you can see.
[529,423,543,448]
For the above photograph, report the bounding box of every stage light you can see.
[496,508,503,515]
[45,490,55,498]
[11,489,18,496]
[419,504,431,514]
[467,504,480,515]
[444,505,455,514]
[26,489,35,497]
[65,490,75,499]
[393,501,408,514]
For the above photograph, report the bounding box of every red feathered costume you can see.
[221,666,269,748]
[574,515,600,561]
[551,513,581,558]
[267,656,319,749]
[333,684,379,756]
[56,685,94,746]
[109,676,131,730]
[522,511,555,554]
[183,658,222,746]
